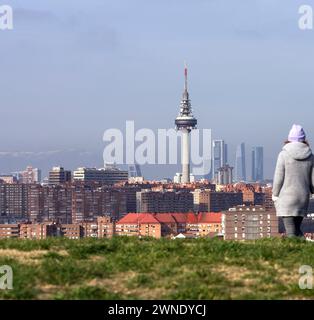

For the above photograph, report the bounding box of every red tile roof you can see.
[154,213,176,223]
[139,214,160,224]
[186,213,198,224]
[170,213,189,223]
[117,213,160,224]
[197,212,222,224]
[118,212,222,226]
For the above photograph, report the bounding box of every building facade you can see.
[193,189,243,212]
[216,165,233,185]
[48,167,72,185]
[222,205,279,240]
[136,190,194,213]
[73,167,128,185]
[18,166,41,184]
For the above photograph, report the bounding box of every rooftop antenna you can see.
[184,61,188,92]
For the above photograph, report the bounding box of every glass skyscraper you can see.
[252,146,264,182]
[212,140,227,179]
[234,143,246,182]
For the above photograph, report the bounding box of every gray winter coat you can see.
[272,142,314,217]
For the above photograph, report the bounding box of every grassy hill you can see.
[0,236,314,300]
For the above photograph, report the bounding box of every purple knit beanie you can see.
[288,124,306,142]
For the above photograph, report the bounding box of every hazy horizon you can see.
[1,0,314,180]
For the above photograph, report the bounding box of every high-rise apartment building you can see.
[0,183,28,218]
[48,167,71,185]
[42,185,72,223]
[73,167,128,185]
[27,184,44,222]
[222,205,278,240]
[234,143,246,182]
[71,184,127,223]
[192,189,243,212]
[136,190,194,213]
[252,146,264,182]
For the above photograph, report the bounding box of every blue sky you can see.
[0,0,314,179]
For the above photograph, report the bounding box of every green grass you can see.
[0,236,314,300]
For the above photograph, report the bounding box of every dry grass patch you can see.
[37,284,64,300]
[0,249,48,265]
[269,262,300,284]
[87,271,169,299]
[212,264,256,285]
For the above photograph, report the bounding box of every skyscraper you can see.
[48,167,72,185]
[128,164,142,178]
[217,165,233,185]
[212,140,226,179]
[252,146,264,182]
[224,143,228,165]
[175,64,197,183]
[234,143,246,182]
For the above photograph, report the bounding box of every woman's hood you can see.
[283,142,312,160]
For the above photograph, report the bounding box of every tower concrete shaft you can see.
[181,128,190,183]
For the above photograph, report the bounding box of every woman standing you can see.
[272,124,314,237]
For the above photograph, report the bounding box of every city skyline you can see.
[1,0,314,305]
[0,141,266,184]
[1,0,314,180]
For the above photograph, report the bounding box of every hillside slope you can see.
[0,237,313,300]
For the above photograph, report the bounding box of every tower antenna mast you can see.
[184,61,188,92]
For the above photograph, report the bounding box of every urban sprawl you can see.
[1,67,314,241]
[1,165,314,241]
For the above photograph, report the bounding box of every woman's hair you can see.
[284,140,310,146]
